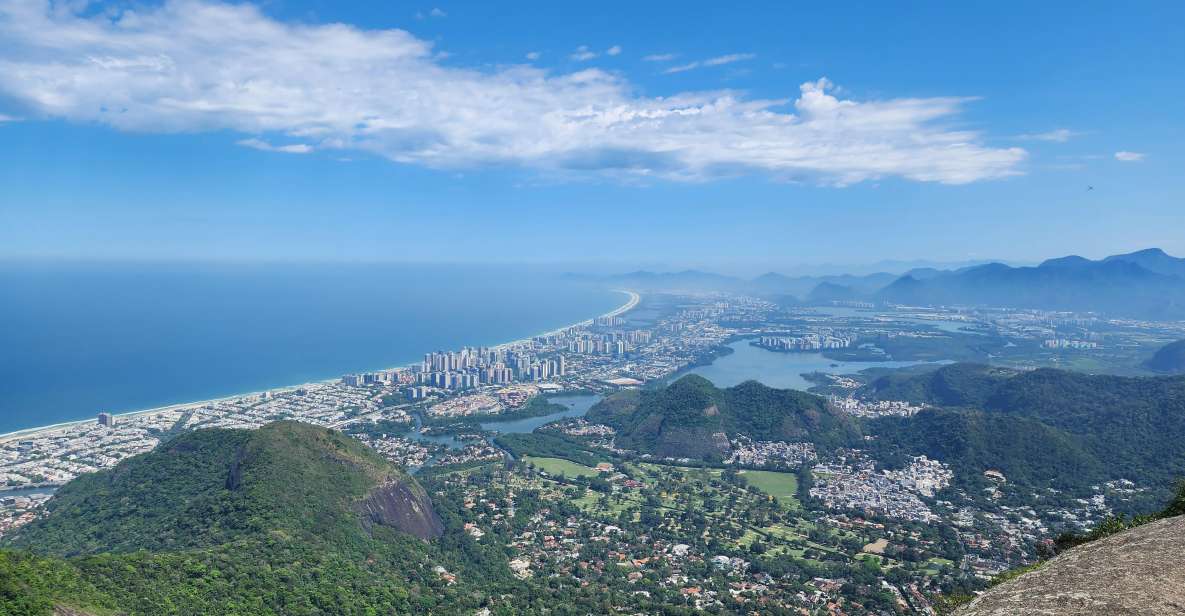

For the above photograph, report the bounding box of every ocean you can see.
[0,261,621,434]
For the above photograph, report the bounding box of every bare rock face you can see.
[957,515,1185,615]
[355,476,444,540]
[53,608,103,616]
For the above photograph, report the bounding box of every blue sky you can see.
[0,0,1182,273]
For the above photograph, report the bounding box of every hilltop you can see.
[586,374,860,459]
[860,363,1185,503]
[875,248,1185,319]
[0,421,450,615]
[1143,339,1185,374]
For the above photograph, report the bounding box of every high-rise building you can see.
[97,412,115,427]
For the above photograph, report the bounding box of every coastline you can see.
[0,289,639,444]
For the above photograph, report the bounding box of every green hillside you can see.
[1144,339,1185,373]
[860,362,1016,407]
[594,367,1185,510]
[861,364,1185,504]
[587,374,860,459]
[0,421,459,616]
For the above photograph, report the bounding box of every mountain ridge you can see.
[586,374,860,459]
[567,248,1185,318]
[875,249,1185,318]
[0,421,453,615]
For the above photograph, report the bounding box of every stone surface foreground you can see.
[958,514,1185,615]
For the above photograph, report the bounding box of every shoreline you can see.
[0,289,639,444]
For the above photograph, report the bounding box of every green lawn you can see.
[924,557,955,574]
[523,456,599,478]
[739,470,800,509]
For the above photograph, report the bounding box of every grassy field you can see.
[738,470,800,509]
[509,459,894,570]
[924,557,955,575]
[523,456,599,478]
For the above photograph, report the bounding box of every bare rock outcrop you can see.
[355,476,444,540]
[958,514,1185,615]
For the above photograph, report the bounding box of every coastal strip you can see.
[0,289,639,445]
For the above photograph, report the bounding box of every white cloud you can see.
[0,113,16,122]
[664,61,701,74]
[0,1,1026,185]
[606,45,622,56]
[416,7,446,19]
[236,138,313,154]
[703,53,755,66]
[663,52,755,74]
[525,51,541,61]
[1015,128,1080,142]
[642,53,676,62]
[570,45,597,61]
[1114,151,1145,162]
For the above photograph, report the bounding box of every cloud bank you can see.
[0,1,1026,184]
[1114,151,1145,162]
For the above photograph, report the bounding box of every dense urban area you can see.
[3,288,1185,613]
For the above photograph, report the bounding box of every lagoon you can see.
[479,394,602,433]
[683,339,938,390]
[410,393,604,450]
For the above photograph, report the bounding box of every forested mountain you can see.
[1103,247,1185,278]
[587,375,860,459]
[596,366,1185,506]
[0,422,467,615]
[1144,339,1185,373]
[860,364,1185,501]
[859,363,1017,407]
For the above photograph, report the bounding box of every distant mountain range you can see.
[876,248,1185,318]
[574,248,1185,318]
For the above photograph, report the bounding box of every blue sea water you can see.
[0,261,621,434]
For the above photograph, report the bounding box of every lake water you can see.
[479,393,602,433]
[410,393,603,450]
[0,261,621,434]
[0,485,58,498]
[683,339,938,390]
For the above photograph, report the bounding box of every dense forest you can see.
[595,366,1185,508]
[861,364,1185,505]
[586,375,859,459]
[0,422,479,615]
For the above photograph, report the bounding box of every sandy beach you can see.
[0,289,639,444]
